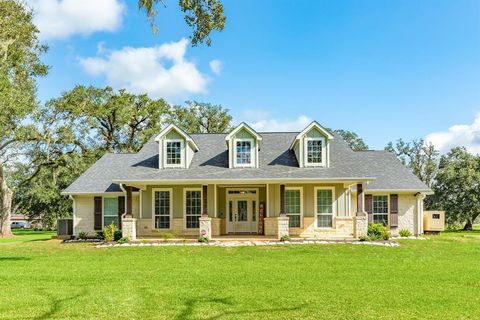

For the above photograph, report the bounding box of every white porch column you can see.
[416,193,426,235]
[122,215,137,240]
[199,216,212,240]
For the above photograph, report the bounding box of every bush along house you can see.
[62,121,432,240]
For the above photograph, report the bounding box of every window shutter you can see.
[390,194,398,227]
[365,194,373,223]
[118,196,125,229]
[94,197,102,230]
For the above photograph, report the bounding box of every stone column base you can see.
[122,217,137,241]
[199,216,212,240]
[354,216,367,238]
[277,216,290,239]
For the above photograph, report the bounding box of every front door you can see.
[227,198,257,233]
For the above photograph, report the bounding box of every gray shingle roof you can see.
[63,132,430,194]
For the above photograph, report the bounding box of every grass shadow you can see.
[175,296,305,320]
[0,256,31,261]
[34,288,88,320]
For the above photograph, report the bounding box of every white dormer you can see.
[155,124,199,169]
[290,121,333,168]
[225,123,262,168]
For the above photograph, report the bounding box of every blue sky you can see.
[29,0,480,152]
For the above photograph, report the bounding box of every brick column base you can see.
[354,216,367,238]
[199,216,212,240]
[277,216,289,239]
[122,217,137,241]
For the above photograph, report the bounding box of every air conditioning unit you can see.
[57,218,73,239]
[423,211,445,233]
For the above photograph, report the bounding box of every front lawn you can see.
[1,231,479,319]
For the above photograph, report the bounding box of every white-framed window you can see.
[314,187,335,228]
[164,139,184,167]
[304,137,326,166]
[184,188,202,229]
[373,195,389,226]
[285,187,303,228]
[234,138,254,167]
[103,197,119,228]
[152,188,172,229]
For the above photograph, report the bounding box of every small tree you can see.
[434,147,480,230]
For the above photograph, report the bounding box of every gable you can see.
[306,127,327,139]
[165,129,184,140]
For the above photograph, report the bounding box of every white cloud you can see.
[79,38,209,100]
[248,115,313,132]
[26,0,125,40]
[209,59,222,75]
[425,113,480,155]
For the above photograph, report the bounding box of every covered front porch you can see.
[119,181,370,241]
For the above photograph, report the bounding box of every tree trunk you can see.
[463,219,473,231]
[0,160,13,237]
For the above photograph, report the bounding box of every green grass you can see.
[1,231,480,319]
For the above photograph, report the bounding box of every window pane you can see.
[317,189,333,214]
[307,140,322,163]
[186,190,202,228]
[237,200,248,221]
[373,214,388,226]
[373,195,388,214]
[104,198,118,217]
[166,141,181,164]
[288,214,301,228]
[236,141,252,164]
[104,216,119,228]
[154,191,170,229]
[317,215,332,228]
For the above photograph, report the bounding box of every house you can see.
[62,121,432,240]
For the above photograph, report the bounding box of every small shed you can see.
[423,211,445,233]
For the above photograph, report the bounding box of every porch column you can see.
[354,183,368,238]
[199,185,212,240]
[356,183,366,216]
[279,184,286,217]
[125,186,133,217]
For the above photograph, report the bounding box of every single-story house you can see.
[62,121,432,240]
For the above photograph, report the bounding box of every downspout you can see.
[69,195,76,236]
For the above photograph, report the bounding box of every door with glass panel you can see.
[227,198,257,233]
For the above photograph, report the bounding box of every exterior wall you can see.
[350,192,418,236]
[73,196,94,236]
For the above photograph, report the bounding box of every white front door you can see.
[227,197,258,233]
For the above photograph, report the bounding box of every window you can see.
[373,195,389,226]
[103,198,119,227]
[432,214,440,219]
[315,188,334,228]
[235,139,252,166]
[165,140,182,166]
[307,139,322,164]
[154,189,171,229]
[185,189,202,228]
[285,188,302,228]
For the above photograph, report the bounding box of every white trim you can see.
[163,139,185,168]
[225,122,263,142]
[314,186,336,229]
[154,123,199,151]
[304,137,327,167]
[289,121,334,150]
[285,186,303,228]
[102,196,119,228]
[225,188,259,234]
[69,195,76,235]
[152,188,173,230]
[183,187,203,229]
[139,190,143,219]
[266,183,269,218]
[214,184,217,218]
[112,178,376,186]
[233,138,255,168]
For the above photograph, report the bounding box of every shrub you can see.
[163,233,175,242]
[118,237,129,244]
[399,229,412,237]
[368,223,389,241]
[114,230,122,241]
[280,235,291,242]
[359,235,369,242]
[103,223,116,242]
[198,236,209,243]
[78,231,88,240]
[96,231,105,240]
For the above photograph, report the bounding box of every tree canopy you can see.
[333,129,369,151]
[168,101,232,133]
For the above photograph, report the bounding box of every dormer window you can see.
[306,138,323,164]
[235,139,253,167]
[290,121,333,168]
[165,140,183,166]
